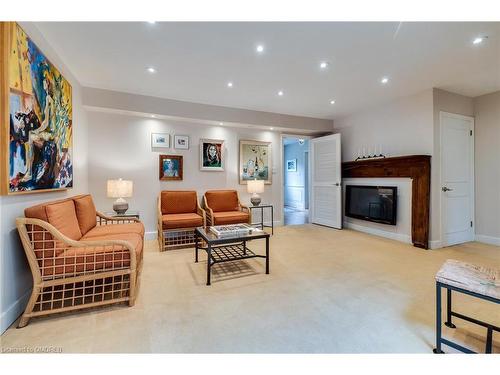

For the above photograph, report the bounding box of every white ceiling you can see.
[34,22,500,120]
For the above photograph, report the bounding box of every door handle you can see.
[442,186,453,192]
[335,182,340,186]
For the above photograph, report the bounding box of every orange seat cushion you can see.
[41,233,143,277]
[45,200,82,241]
[162,213,203,229]
[212,211,250,225]
[73,195,97,235]
[82,222,145,239]
[161,191,198,214]
[205,190,239,212]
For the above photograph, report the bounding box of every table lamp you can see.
[107,178,133,214]
[247,179,264,206]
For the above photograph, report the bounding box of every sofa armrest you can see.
[16,217,137,280]
[203,195,215,226]
[239,203,251,223]
[96,211,140,225]
[197,203,207,228]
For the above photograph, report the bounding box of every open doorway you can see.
[283,136,310,225]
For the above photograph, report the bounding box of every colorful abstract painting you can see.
[5,23,73,194]
[239,140,272,184]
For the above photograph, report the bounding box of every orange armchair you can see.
[157,190,206,250]
[203,190,251,226]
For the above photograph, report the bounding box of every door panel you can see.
[440,112,474,246]
[311,134,341,228]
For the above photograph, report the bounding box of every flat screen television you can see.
[345,185,397,225]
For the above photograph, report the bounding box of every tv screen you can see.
[345,185,397,225]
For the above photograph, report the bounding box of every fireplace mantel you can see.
[342,155,431,249]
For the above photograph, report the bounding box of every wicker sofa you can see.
[157,190,206,251]
[203,190,251,226]
[16,194,144,327]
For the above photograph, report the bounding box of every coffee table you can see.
[194,227,270,285]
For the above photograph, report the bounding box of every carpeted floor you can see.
[1,225,499,353]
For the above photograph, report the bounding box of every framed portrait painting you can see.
[159,155,183,181]
[239,140,272,184]
[200,139,224,171]
[1,22,73,195]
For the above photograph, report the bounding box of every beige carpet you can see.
[1,225,499,353]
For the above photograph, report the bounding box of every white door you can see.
[440,112,474,246]
[311,134,342,228]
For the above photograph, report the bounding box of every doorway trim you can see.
[439,111,475,247]
[280,134,313,226]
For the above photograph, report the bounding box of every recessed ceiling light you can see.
[381,77,389,84]
[320,61,329,69]
[150,115,156,118]
[227,82,233,88]
[270,127,274,130]
[219,122,223,126]
[278,90,284,96]
[330,99,336,105]
[473,36,487,45]
[147,67,156,73]
[147,21,156,24]
[256,44,264,53]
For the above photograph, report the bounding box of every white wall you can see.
[87,111,283,238]
[284,140,309,210]
[334,89,435,243]
[0,23,89,334]
[473,91,500,245]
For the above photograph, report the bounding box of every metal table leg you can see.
[445,288,456,328]
[265,236,269,274]
[434,282,444,353]
[195,232,199,263]
[206,244,212,286]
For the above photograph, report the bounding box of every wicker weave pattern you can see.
[16,214,143,328]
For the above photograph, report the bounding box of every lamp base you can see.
[113,200,129,215]
[250,195,261,206]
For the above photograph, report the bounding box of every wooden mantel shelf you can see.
[342,155,431,249]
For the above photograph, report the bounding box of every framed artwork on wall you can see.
[174,135,189,150]
[239,140,272,184]
[151,133,170,148]
[159,154,183,181]
[1,22,73,195]
[287,159,297,172]
[200,138,224,171]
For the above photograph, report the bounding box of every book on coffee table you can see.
[209,223,261,238]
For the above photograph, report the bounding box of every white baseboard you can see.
[429,240,443,249]
[1,289,30,334]
[475,234,500,246]
[344,222,412,244]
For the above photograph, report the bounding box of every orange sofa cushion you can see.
[40,233,143,277]
[82,222,145,239]
[212,211,250,225]
[162,213,203,229]
[161,191,198,214]
[73,195,97,235]
[205,190,239,212]
[45,200,82,241]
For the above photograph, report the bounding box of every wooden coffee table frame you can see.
[194,227,270,285]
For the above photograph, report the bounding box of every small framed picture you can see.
[287,159,297,172]
[174,135,189,150]
[159,155,183,181]
[151,133,170,148]
[200,139,225,171]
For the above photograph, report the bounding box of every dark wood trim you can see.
[342,155,431,249]
[159,155,183,181]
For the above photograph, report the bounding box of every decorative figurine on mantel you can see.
[247,179,265,206]
[355,145,387,161]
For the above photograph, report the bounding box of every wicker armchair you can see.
[16,195,144,328]
[157,191,206,251]
[203,190,251,226]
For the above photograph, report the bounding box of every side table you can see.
[248,204,274,235]
[104,210,140,220]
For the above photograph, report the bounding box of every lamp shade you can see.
[247,179,264,194]
[107,179,133,198]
